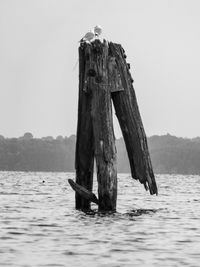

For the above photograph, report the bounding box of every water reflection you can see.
[79,208,159,220]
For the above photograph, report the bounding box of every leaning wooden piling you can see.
[109,43,157,195]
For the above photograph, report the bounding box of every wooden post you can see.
[75,46,94,210]
[75,40,117,212]
[90,41,117,211]
[109,43,158,195]
[70,39,157,213]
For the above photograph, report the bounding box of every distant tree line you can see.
[0,133,75,172]
[148,134,200,174]
[0,133,200,174]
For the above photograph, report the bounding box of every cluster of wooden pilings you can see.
[69,40,158,212]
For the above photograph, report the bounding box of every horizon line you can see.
[0,133,200,140]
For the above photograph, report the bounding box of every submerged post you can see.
[69,38,157,212]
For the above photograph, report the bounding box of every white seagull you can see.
[94,25,102,37]
[80,30,95,43]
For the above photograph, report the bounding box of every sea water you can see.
[0,171,200,267]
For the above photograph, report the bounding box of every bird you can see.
[94,25,102,37]
[80,30,95,43]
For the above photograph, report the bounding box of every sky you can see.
[0,0,200,138]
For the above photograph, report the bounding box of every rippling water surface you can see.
[0,171,200,267]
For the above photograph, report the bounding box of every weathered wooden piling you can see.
[75,45,94,210]
[90,41,117,211]
[70,39,157,212]
[109,43,158,195]
[75,40,117,211]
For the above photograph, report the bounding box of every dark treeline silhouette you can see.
[0,133,200,174]
[0,133,75,172]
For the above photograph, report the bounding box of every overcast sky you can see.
[0,0,200,138]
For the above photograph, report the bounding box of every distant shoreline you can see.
[0,133,200,175]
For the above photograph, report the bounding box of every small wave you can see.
[7,232,25,235]
[77,208,159,218]
[0,192,18,195]
[126,208,159,217]
[34,223,59,227]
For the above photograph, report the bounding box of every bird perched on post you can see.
[80,30,95,43]
[94,25,102,38]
